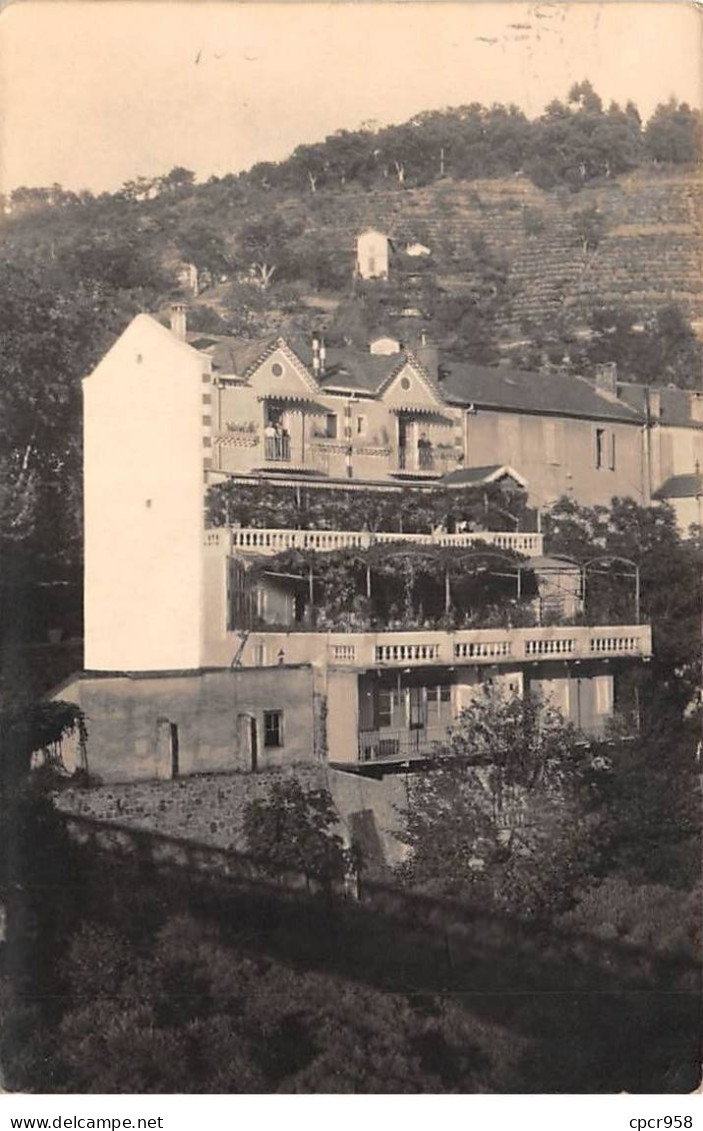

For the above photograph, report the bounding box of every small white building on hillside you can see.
[356,229,390,280]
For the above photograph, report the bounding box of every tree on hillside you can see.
[517,302,703,390]
[572,205,606,254]
[243,779,351,890]
[233,216,303,291]
[527,83,643,189]
[583,303,703,389]
[568,80,603,115]
[175,219,234,280]
[644,100,702,164]
[590,726,702,890]
[158,166,197,197]
[397,688,599,916]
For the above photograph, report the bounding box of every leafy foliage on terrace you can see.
[253,543,539,631]
[544,496,702,721]
[243,779,351,892]
[397,689,600,917]
[207,480,535,534]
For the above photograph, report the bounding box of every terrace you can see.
[206,479,540,541]
[217,537,642,637]
[236,624,653,671]
[211,527,545,557]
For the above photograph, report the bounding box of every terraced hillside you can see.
[267,167,702,336]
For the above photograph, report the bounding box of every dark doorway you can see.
[169,723,180,778]
[250,716,258,772]
[398,416,408,468]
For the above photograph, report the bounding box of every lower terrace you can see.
[212,537,642,635]
[218,624,653,670]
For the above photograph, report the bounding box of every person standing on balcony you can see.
[264,419,276,459]
[418,431,432,470]
[279,422,290,461]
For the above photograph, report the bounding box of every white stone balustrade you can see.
[209,526,544,557]
[220,624,652,671]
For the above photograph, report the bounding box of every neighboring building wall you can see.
[527,663,615,737]
[464,409,645,507]
[83,316,210,671]
[654,424,703,485]
[326,668,361,763]
[56,666,316,783]
[665,495,703,534]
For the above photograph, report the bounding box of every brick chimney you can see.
[646,387,661,421]
[170,303,187,342]
[594,362,618,398]
[415,332,439,380]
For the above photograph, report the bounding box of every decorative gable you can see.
[380,360,445,410]
[247,339,320,402]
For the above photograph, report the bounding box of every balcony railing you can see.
[226,624,653,671]
[264,435,291,462]
[418,445,434,471]
[358,726,449,763]
[397,446,438,474]
[223,526,544,557]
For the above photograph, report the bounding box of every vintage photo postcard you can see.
[0,0,701,1097]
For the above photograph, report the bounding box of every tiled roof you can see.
[288,338,403,393]
[617,382,703,429]
[185,326,646,425]
[653,473,703,500]
[187,333,274,376]
[442,465,527,487]
[439,363,643,423]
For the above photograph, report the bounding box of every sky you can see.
[0,1,701,195]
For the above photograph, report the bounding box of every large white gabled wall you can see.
[84,315,210,672]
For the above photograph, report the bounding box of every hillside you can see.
[2,90,701,582]
[255,166,703,335]
[8,164,700,344]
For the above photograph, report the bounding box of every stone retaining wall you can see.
[55,764,408,868]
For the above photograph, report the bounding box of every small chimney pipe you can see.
[170,303,187,342]
[594,361,617,397]
[312,333,320,375]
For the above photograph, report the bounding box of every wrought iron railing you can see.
[357,727,449,762]
[264,435,291,462]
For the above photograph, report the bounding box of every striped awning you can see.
[388,405,453,422]
[257,394,328,412]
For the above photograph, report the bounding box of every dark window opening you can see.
[264,710,283,748]
[326,414,338,440]
[595,428,605,469]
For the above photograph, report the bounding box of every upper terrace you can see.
[207,478,539,541]
[204,480,646,642]
[207,526,544,558]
